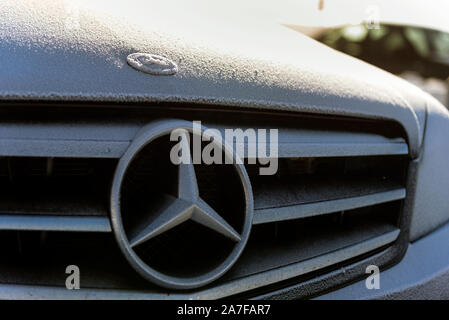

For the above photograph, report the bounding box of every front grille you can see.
[0,105,410,298]
[232,155,406,296]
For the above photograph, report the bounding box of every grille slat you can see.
[253,188,406,224]
[0,215,111,232]
[243,141,408,158]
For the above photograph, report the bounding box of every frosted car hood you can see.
[0,0,434,157]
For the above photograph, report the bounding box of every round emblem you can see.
[126,53,178,75]
[110,120,253,289]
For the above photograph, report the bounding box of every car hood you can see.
[0,0,439,157]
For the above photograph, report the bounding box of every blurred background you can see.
[284,0,449,106]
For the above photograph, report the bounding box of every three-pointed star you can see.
[128,131,241,248]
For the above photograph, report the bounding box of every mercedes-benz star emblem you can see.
[110,120,253,289]
[126,53,178,75]
[128,130,241,247]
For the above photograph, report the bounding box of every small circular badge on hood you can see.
[126,53,178,75]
